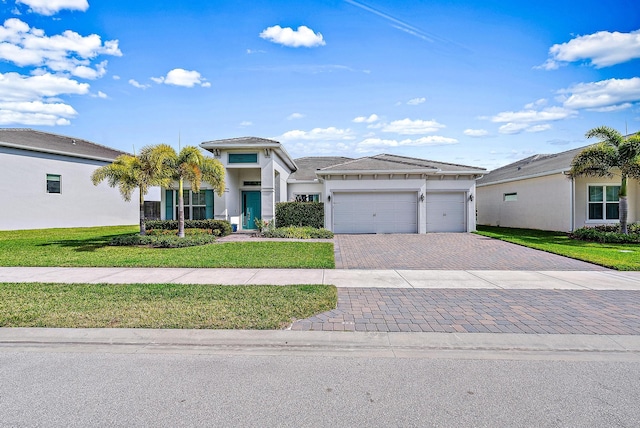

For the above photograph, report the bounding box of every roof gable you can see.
[0,128,126,161]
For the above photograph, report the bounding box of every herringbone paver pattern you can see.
[291,288,640,334]
[334,234,604,270]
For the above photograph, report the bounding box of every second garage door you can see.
[426,192,466,232]
[333,192,418,234]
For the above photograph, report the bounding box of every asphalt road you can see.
[1,350,639,427]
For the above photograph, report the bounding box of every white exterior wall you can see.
[1,147,138,231]
[287,182,324,201]
[476,173,572,232]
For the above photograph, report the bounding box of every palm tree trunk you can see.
[178,178,185,238]
[620,176,628,234]
[139,187,146,236]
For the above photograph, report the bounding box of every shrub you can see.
[145,219,232,237]
[109,234,217,248]
[275,202,324,229]
[570,226,640,244]
[263,226,334,239]
[146,228,213,236]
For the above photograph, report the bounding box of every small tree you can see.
[153,145,225,238]
[91,147,171,235]
[569,126,640,234]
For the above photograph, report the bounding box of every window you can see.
[46,174,61,194]
[166,190,212,220]
[295,194,320,202]
[228,153,258,164]
[588,185,620,220]
[503,192,517,202]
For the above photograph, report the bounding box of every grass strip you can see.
[476,225,640,270]
[0,283,337,329]
[0,226,335,269]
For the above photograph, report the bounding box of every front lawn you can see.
[0,282,336,329]
[475,225,640,271]
[0,226,334,269]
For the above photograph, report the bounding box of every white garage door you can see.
[426,192,466,232]
[333,192,418,234]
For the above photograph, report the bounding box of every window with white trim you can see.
[588,185,619,220]
[503,192,517,202]
[173,190,208,220]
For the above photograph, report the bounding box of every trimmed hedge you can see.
[275,202,324,229]
[145,219,232,237]
[263,226,334,239]
[570,225,640,244]
[109,234,217,248]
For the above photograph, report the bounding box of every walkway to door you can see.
[333,234,604,270]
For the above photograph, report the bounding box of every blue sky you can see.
[1,0,639,169]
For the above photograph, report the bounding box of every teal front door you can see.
[242,191,261,229]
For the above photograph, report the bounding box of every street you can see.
[1,340,639,427]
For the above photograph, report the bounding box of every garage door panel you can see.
[426,192,466,232]
[333,192,417,234]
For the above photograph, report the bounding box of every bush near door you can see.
[275,202,324,228]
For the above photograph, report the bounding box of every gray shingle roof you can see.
[0,128,126,161]
[477,145,590,185]
[200,136,281,146]
[317,154,486,174]
[289,156,353,180]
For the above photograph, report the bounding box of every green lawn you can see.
[476,225,640,270]
[0,226,335,269]
[0,282,337,329]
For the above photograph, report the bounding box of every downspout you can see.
[570,175,575,232]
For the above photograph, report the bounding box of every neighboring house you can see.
[160,137,486,233]
[476,145,640,232]
[0,128,139,231]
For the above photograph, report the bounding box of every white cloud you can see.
[15,0,89,16]
[589,103,633,112]
[0,18,121,79]
[491,106,576,123]
[246,49,266,54]
[407,97,426,105]
[239,121,252,126]
[353,114,379,123]
[355,136,457,153]
[0,71,87,125]
[0,71,89,101]
[287,112,305,120]
[112,75,120,80]
[90,90,107,99]
[498,123,530,135]
[539,29,640,69]
[559,77,640,110]
[381,118,445,134]
[152,68,210,88]
[259,25,325,48]
[0,100,77,125]
[463,129,488,137]
[278,127,354,141]
[128,79,150,89]
[524,98,547,109]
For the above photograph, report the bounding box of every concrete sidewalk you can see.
[2,266,640,289]
[1,328,639,361]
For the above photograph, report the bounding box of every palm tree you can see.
[569,126,640,234]
[91,146,173,235]
[154,144,225,237]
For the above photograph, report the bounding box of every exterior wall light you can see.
[469,193,474,202]
[419,193,425,202]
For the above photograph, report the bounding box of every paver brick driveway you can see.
[334,233,604,270]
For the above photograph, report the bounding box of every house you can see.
[476,145,640,232]
[160,137,487,233]
[0,128,139,231]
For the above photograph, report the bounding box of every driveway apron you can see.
[333,233,605,270]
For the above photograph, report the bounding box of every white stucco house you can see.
[476,145,639,232]
[161,137,487,233]
[0,128,139,231]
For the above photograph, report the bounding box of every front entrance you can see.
[242,191,261,230]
